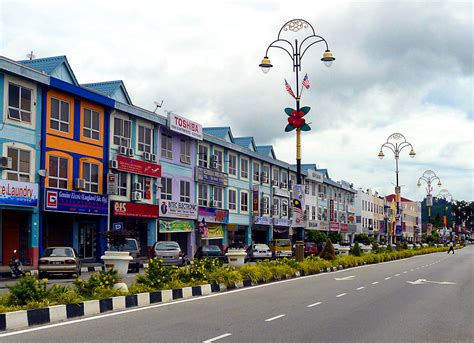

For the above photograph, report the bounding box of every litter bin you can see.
[295,241,304,262]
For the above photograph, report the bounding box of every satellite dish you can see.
[26,51,35,60]
[153,100,163,113]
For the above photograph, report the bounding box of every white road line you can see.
[410,269,414,271]
[372,281,379,285]
[403,271,408,274]
[307,302,322,308]
[421,265,425,268]
[395,273,401,276]
[357,286,365,290]
[203,333,232,343]
[384,277,391,280]
[336,293,347,297]
[265,314,286,322]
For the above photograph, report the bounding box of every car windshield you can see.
[254,244,268,250]
[156,242,179,251]
[202,245,221,252]
[109,239,138,251]
[305,243,315,248]
[276,240,291,247]
[43,248,73,257]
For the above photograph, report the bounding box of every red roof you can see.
[385,194,414,202]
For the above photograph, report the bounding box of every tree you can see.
[354,234,370,245]
[307,230,327,243]
[431,231,440,244]
[320,239,336,260]
[351,241,362,256]
[327,232,341,244]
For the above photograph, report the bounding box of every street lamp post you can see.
[436,189,453,236]
[417,170,442,228]
[378,133,416,243]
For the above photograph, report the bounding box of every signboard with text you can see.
[45,188,108,215]
[107,173,118,195]
[159,200,198,219]
[253,216,272,225]
[113,201,159,218]
[330,221,339,231]
[195,167,228,187]
[273,218,291,227]
[203,224,224,239]
[252,185,259,215]
[159,220,194,233]
[116,155,161,178]
[167,112,203,140]
[198,207,229,224]
[340,223,349,232]
[329,200,335,222]
[0,179,38,207]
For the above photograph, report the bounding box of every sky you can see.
[1,0,473,201]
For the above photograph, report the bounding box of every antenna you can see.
[26,51,35,60]
[153,100,163,113]
[164,109,176,116]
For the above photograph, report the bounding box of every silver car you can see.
[152,241,185,266]
[38,247,81,278]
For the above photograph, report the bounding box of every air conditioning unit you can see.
[211,200,218,208]
[133,182,142,192]
[272,179,279,186]
[151,154,158,163]
[212,154,219,163]
[127,148,134,156]
[109,159,118,169]
[132,191,142,201]
[143,152,151,161]
[0,156,12,169]
[119,146,128,155]
[280,182,287,189]
[74,178,86,190]
[262,172,268,182]
[211,161,218,169]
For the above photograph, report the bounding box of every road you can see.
[1,246,473,342]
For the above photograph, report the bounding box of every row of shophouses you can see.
[0,55,422,266]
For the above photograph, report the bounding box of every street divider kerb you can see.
[0,245,462,332]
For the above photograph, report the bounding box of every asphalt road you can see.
[2,246,473,343]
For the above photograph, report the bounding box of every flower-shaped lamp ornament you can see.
[285,107,311,132]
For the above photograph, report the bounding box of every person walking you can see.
[447,241,455,254]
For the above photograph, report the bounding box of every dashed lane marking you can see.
[395,274,401,276]
[203,333,232,343]
[307,302,322,308]
[372,281,379,285]
[403,271,408,274]
[265,314,286,322]
[357,286,365,290]
[385,277,391,280]
[336,293,347,298]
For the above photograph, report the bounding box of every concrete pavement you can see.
[1,247,472,342]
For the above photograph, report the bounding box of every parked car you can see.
[152,241,186,266]
[268,239,292,258]
[38,247,81,278]
[303,242,319,257]
[195,245,226,261]
[246,244,272,261]
[108,238,140,273]
[225,242,247,252]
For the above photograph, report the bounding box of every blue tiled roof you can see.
[82,80,132,105]
[203,127,232,141]
[18,56,79,85]
[234,136,255,150]
[301,163,317,171]
[256,145,276,159]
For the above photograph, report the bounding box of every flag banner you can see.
[284,79,296,99]
[302,73,310,89]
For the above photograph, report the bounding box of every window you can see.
[83,108,100,141]
[272,168,279,185]
[262,165,270,184]
[240,158,249,179]
[180,139,191,164]
[318,206,322,220]
[228,153,237,176]
[82,162,99,193]
[180,180,191,203]
[198,184,208,206]
[198,144,208,168]
[161,177,172,200]
[240,191,249,212]
[117,172,127,196]
[323,208,328,221]
[50,97,70,133]
[273,198,280,216]
[335,210,338,222]
[49,155,69,189]
[228,189,237,211]
[212,149,223,171]
[6,147,31,182]
[305,205,310,219]
[137,175,152,200]
[312,184,316,196]
[253,162,260,182]
[161,134,173,159]
[262,196,270,215]
[138,125,153,153]
[282,200,288,217]
[113,117,131,147]
[290,174,296,188]
[8,83,32,123]
[281,171,288,188]
[312,206,316,220]
[212,187,223,208]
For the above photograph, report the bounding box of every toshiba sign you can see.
[167,112,203,140]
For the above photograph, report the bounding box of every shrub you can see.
[136,259,178,290]
[207,266,242,287]
[320,239,336,260]
[48,284,81,304]
[74,269,120,297]
[328,232,342,244]
[386,244,394,252]
[8,275,49,306]
[239,264,272,283]
[351,242,362,256]
[307,230,327,243]
[354,234,370,245]
[128,283,156,295]
[402,241,408,250]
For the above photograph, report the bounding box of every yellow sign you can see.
[204,224,224,239]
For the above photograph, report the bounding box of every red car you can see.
[304,242,319,257]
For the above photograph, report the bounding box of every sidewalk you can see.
[0,262,103,280]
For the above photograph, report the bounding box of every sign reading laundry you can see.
[0,179,38,207]
[44,188,108,215]
[159,220,194,233]
[116,155,161,178]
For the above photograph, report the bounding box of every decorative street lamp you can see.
[378,133,416,243]
[436,189,453,238]
[417,170,442,227]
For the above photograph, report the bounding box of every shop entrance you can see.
[252,226,268,244]
[2,211,29,265]
[79,223,96,259]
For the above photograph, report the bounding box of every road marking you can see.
[410,269,414,271]
[203,333,232,342]
[403,271,408,274]
[421,265,425,268]
[372,281,379,285]
[307,302,322,308]
[334,275,355,281]
[407,279,456,285]
[395,273,400,276]
[384,277,391,280]
[265,314,286,322]
[336,293,347,297]
[357,286,365,290]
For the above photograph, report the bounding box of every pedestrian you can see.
[447,241,455,254]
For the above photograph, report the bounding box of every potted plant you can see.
[101,229,132,278]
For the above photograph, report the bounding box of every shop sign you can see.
[159,220,194,233]
[253,216,272,225]
[113,201,159,219]
[330,221,339,231]
[273,218,291,227]
[107,173,118,195]
[307,220,319,230]
[348,206,356,213]
[116,155,161,178]
[340,223,349,232]
[167,112,203,141]
[159,200,197,219]
[379,221,386,233]
[329,200,335,222]
[198,207,229,224]
[395,224,402,235]
[292,184,305,227]
[319,222,330,231]
[45,188,108,215]
[227,224,237,232]
[0,179,38,207]
[252,185,259,215]
[195,167,228,187]
[273,187,289,197]
[203,223,224,239]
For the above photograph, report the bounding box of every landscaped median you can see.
[0,245,462,331]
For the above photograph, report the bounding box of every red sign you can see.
[329,200,334,222]
[116,155,161,178]
[113,201,159,219]
[340,223,349,232]
[330,221,339,231]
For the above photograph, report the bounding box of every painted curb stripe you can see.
[27,308,50,326]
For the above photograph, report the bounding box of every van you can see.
[268,239,292,258]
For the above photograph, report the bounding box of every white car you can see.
[247,244,272,261]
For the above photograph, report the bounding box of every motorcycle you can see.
[9,250,25,278]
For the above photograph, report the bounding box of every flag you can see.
[302,73,310,89]
[284,79,296,99]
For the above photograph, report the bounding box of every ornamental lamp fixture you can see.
[321,50,335,67]
[378,150,385,159]
[417,181,421,187]
[438,180,442,187]
[259,56,273,73]
[409,148,416,158]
